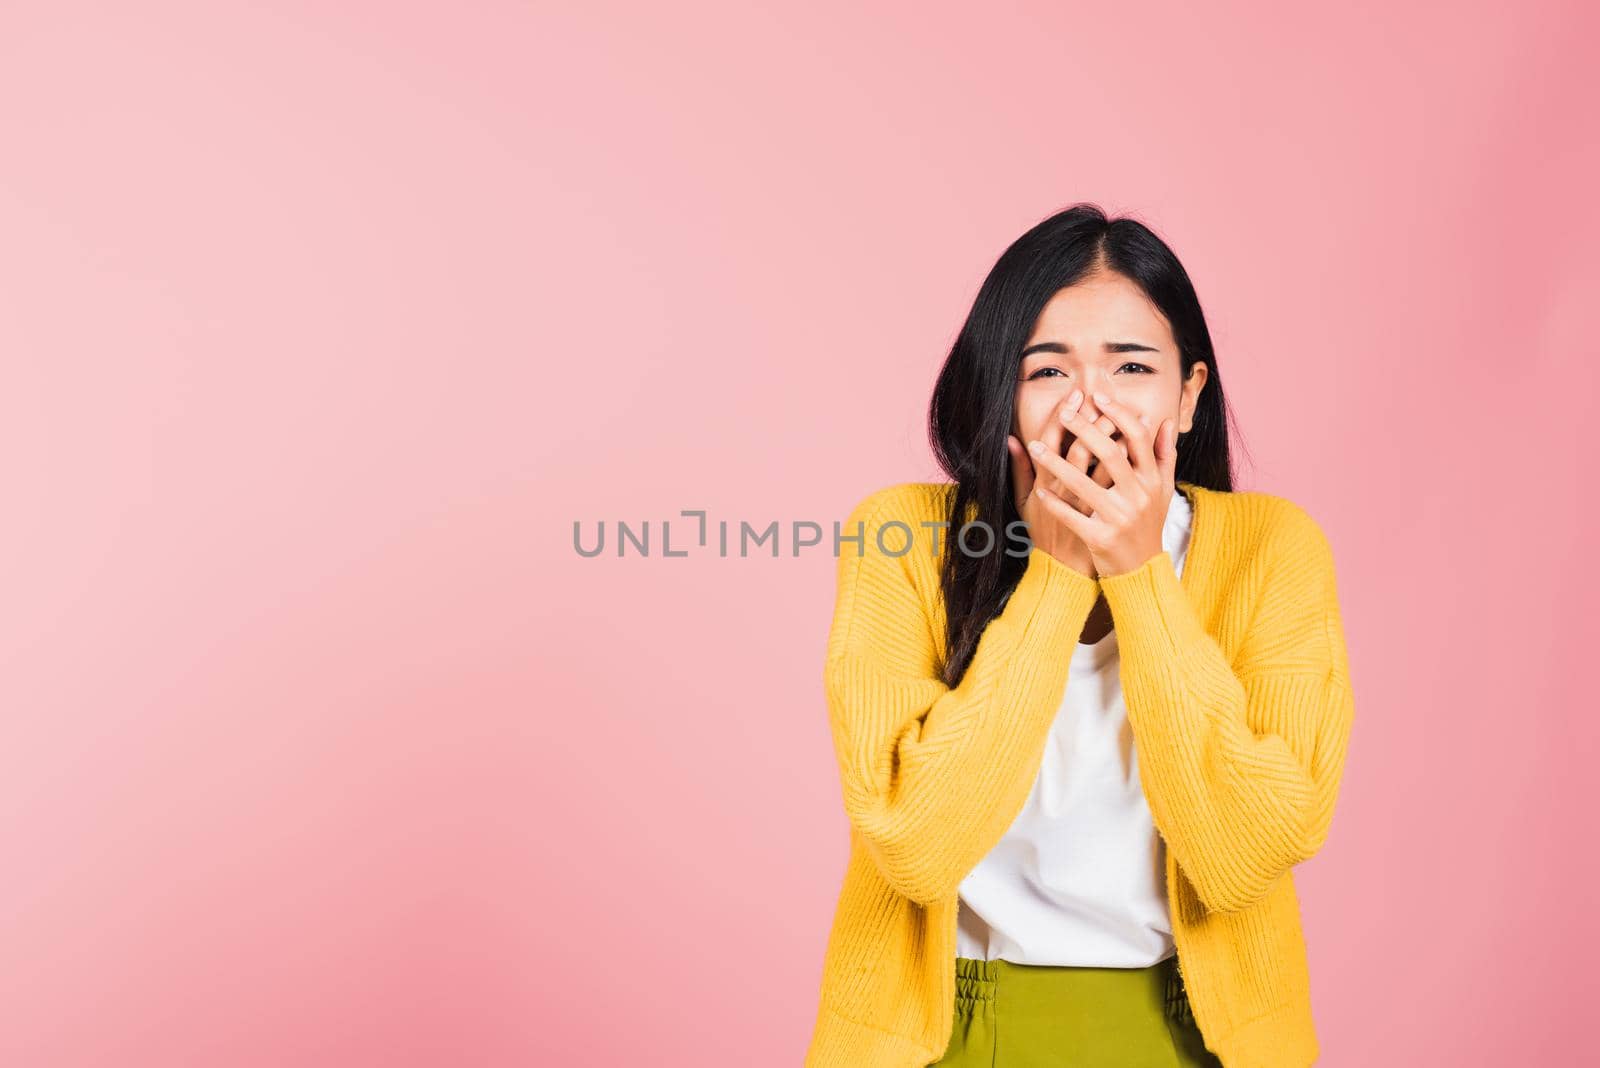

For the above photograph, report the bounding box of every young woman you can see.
[805,204,1354,1068]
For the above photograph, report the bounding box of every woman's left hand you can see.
[1024,391,1179,578]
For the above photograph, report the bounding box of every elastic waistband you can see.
[955,955,1196,1026]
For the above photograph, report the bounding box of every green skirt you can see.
[928,954,1223,1067]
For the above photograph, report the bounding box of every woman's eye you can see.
[1029,364,1151,380]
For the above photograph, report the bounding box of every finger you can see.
[1157,419,1178,492]
[1064,431,1105,516]
[1066,412,1118,477]
[1041,393,1082,504]
[1089,393,1156,479]
[1092,440,1116,491]
[1060,401,1137,494]
[1028,437,1111,517]
[1034,480,1096,542]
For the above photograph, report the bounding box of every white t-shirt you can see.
[956,487,1195,966]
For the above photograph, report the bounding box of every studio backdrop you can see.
[1,2,1594,1066]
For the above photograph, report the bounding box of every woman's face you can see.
[1013,270,1208,474]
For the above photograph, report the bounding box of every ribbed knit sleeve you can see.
[823,485,1102,907]
[1098,499,1355,915]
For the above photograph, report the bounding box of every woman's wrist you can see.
[1036,537,1096,580]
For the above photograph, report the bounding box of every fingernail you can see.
[1066,389,1083,411]
[1027,440,1043,454]
[1093,391,1110,406]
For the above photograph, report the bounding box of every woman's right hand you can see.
[1006,391,1126,579]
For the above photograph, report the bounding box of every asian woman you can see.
[805,203,1354,1068]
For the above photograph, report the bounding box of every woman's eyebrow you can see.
[1020,340,1161,357]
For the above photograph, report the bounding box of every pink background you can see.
[2,2,1595,1065]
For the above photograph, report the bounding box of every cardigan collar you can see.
[1173,479,1220,601]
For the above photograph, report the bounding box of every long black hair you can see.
[928,203,1243,687]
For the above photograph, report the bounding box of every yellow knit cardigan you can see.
[806,480,1354,1068]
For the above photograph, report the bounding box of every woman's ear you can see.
[1179,362,1209,432]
